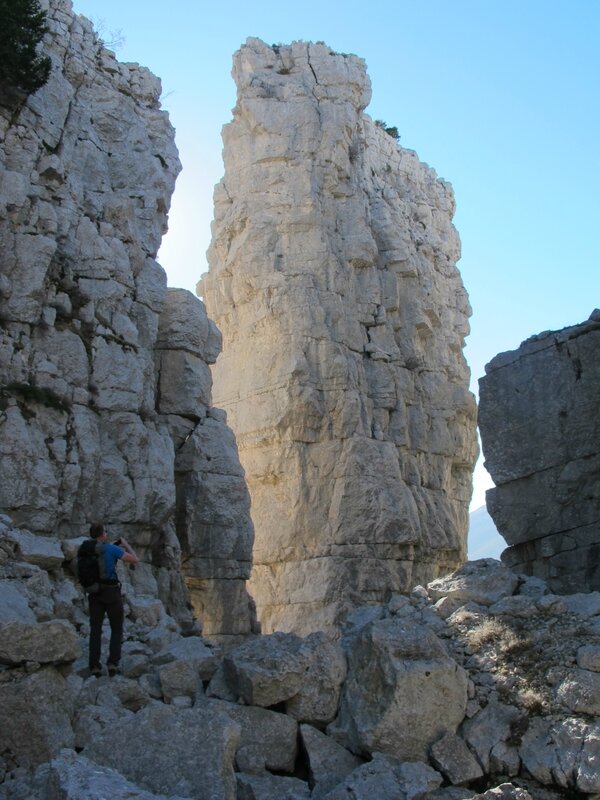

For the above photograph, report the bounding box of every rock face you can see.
[0,0,254,636]
[201,37,478,634]
[478,311,600,593]
[2,512,599,799]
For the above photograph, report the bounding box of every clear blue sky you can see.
[72,0,600,511]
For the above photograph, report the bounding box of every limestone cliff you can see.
[0,0,254,637]
[478,310,600,592]
[202,38,478,634]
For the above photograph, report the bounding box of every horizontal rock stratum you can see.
[201,38,478,633]
[479,310,600,592]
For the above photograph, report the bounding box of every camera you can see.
[114,538,122,546]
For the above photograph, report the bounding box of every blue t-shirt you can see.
[102,543,125,581]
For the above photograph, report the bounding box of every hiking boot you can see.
[107,663,120,677]
[90,666,102,678]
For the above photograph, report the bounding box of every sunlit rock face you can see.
[479,311,600,593]
[202,38,477,634]
[0,0,254,636]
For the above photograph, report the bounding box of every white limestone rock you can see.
[202,37,477,634]
[204,698,298,774]
[157,288,256,637]
[222,631,311,707]
[236,773,311,800]
[460,701,521,773]
[0,667,76,768]
[5,527,64,570]
[327,617,468,760]
[427,559,520,606]
[81,703,240,799]
[322,753,442,800]
[479,313,600,592]
[519,716,600,794]
[430,731,483,786]
[300,724,363,799]
[284,632,346,725]
[34,749,191,800]
[0,619,79,665]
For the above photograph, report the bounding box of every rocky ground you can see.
[1,516,599,800]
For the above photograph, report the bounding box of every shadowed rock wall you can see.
[202,38,478,634]
[479,311,600,592]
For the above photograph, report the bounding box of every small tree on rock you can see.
[0,0,51,101]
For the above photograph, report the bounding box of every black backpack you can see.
[77,539,105,593]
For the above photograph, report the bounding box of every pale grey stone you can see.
[479,316,600,593]
[328,617,468,761]
[152,636,220,680]
[556,669,600,714]
[82,703,240,799]
[471,786,532,800]
[0,619,80,665]
[7,528,64,570]
[0,580,36,623]
[0,667,75,768]
[203,697,297,773]
[519,716,600,793]
[430,731,483,785]
[222,631,311,707]
[206,663,239,702]
[562,592,600,618]
[202,37,477,634]
[37,749,191,800]
[322,753,442,800]
[577,644,600,672]
[461,701,521,773]
[236,773,310,800]
[427,559,519,606]
[300,724,363,798]
[285,632,346,725]
[157,659,201,702]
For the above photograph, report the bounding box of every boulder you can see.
[204,698,298,773]
[300,724,363,798]
[152,635,220,680]
[519,716,600,794]
[37,749,190,800]
[6,528,64,570]
[427,560,519,606]
[0,619,80,665]
[285,632,346,725]
[236,773,311,800]
[81,703,240,799]
[0,667,75,768]
[322,753,442,800]
[460,701,521,773]
[328,617,468,760]
[222,632,311,707]
[556,669,600,714]
[430,731,483,785]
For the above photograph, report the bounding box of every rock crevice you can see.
[202,37,478,633]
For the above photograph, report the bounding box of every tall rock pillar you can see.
[201,38,477,634]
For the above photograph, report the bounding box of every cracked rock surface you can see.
[478,310,600,592]
[0,0,254,637]
[201,38,478,635]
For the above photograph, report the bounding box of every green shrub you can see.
[374,119,400,141]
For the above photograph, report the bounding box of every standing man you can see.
[86,522,139,677]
